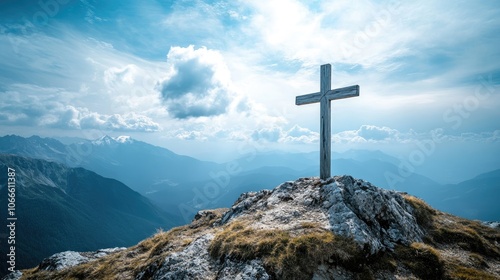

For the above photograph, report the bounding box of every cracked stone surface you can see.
[220,176,424,254]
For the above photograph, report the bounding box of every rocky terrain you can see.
[4,176,500,279]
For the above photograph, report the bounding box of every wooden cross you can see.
[295,64,359,180]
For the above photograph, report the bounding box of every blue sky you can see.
[0,0,499,167]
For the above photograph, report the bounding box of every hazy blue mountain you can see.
[144,154,445,225]
[70,135,222,194]
[0,135,498,224]
[234,150,442,198]
[236,151,318,171]
[0,135,221,194]
[0,155,173,275]
[145,165,303,224]
[0,135,69,163]
[435,169,500,221]
[334,149,400,165]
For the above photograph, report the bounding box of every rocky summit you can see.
[5,176,500,280]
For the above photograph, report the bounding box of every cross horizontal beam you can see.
[295,85,360,105]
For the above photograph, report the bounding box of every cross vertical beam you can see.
[295,64,360,180]
[320,64,331,180]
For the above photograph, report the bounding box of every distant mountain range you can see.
[0,135,220,194]
[0,135,498,226]
[0,154,173,275]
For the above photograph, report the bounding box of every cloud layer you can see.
[0,85,161,132]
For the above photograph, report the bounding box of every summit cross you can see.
[295,64,359,180]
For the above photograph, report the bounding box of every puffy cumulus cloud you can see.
[251,125,319,144]
[157,45,245,119]
[77,110,161,132]
[281,125,319,143]
[174,130,208,141]
[251,126,282,142]
[332,125,404,143]
[0,87,161,132]
[357,125,400,141]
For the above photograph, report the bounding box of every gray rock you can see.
[218,259,270,280]
[151,234,217,280]
[1,270,22,280]
[321,176,424,254]
[38,251,89,271]
[483,221,500,229]
[38,247,126,271]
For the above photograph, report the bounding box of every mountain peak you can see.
[92,135,134,145]
[10,176,500,279]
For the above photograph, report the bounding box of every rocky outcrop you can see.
[220,176,424,254]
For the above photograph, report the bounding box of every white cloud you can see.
[104,64,139,86]
[157,45,247,119]
[330,125,499,144]
[250,125,319,144]
[282,125,319,143]
[357,125,399,141]
[251,126,282,142]
[0,85,161,132]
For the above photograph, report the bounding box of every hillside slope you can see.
[436,169,500,221]
[0,155,173,276]
[8,176,499,280]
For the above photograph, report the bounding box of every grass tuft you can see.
[447,264,498,280]
[396,242,445,280]
[403,194,436,230]
[209,221,362,279]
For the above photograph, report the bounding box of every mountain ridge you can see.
[0,155,173,276]
[1,135,499,223]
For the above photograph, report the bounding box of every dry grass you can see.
[395,242,445,280]
[209,220,363,279]
[402,194,436,230]
[403,194,500,280]
[299,221,321,229]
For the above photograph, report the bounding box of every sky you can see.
[0,0,499,177]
